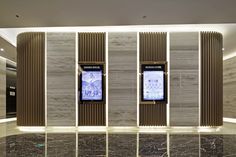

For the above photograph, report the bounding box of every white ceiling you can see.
[1,0,236,27]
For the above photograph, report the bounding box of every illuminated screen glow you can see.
[81,71,102,101]
[143,71,164,101]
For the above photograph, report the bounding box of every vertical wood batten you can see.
[201,32,223,126]
[139,32,167,126]
[78,32,106,126]
[17,32,45,126]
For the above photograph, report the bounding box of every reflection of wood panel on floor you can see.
[109,134,137,157]
[223,56,236,118]
[47,33,76,126]
[108,32,137,126]
[170,32,199,126]
[0,58,6,119]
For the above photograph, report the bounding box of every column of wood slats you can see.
[78,33,105,63]
[139,32,167,126]
[17,32,45,126]
[201,32,223,126]
[78,32,106,126]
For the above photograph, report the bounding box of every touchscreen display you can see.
[143,71,164,100]
[81,65,103,101]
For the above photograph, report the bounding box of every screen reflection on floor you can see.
[0,133,235,157]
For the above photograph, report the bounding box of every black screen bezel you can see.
[79,64,104,102]
[141,64,166,102]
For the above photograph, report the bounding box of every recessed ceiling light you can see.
[0,48,4,52]
[142,15,147,19]
[222,48,225,51]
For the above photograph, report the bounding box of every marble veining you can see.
[108,134,137,157]
[170,32,199,126]
[0,58,6,119]
[78,134,106,156]
[108,32,137,126]
[223,56,236,118]
[139,134,167,157]
[0,133,236,156]
[170,135,199,157]
[47,33,76,126]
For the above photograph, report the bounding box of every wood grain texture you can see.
[17,32,45,126]
[47,33,76,126]
[108,32,137,126]
[78,33,105,63]
[139,32,167,126]
[170,32,199,126]
[223,56,236,118]
[78,33,106,126]
[0,58,6,119]
[201,32,223,126]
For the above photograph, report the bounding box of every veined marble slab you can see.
[223,56,236,118]
[47,33,76,126]
[0,58,6,119]
[170,135,199,156]
[108,32,137,126]
[170,32,199,126]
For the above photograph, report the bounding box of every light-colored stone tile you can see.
[223,56,236,118]
[0,58,6,119]
[108,32,137,126]
[47,33,76,126]
[170,32,199,126]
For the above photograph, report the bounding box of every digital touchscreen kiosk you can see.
[80,65,103,101]
[142,64,166,101]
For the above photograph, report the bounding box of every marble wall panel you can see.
[170,32,199,126]
[223,56,236,118]
[47,33,76,126]
[0,58,6,119]
[108,32,137,126]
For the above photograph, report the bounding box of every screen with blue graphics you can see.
[80,65,103,101]
[142,64,166,101]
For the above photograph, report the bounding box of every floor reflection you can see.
[0,133,236,156]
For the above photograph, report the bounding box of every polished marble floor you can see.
[0,121,236,156]
[0,133,236,156]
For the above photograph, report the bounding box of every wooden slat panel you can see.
[201,32,223,126]
[78,32,106,126]
[140,32,166,62]
[17,32,45,126]
[78,33,105,63]
[78,104,105,126]
[140,104,166,126]
[139,32,167,126]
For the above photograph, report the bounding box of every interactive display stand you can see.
[79,64,105,103]
[141,63,167,103]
